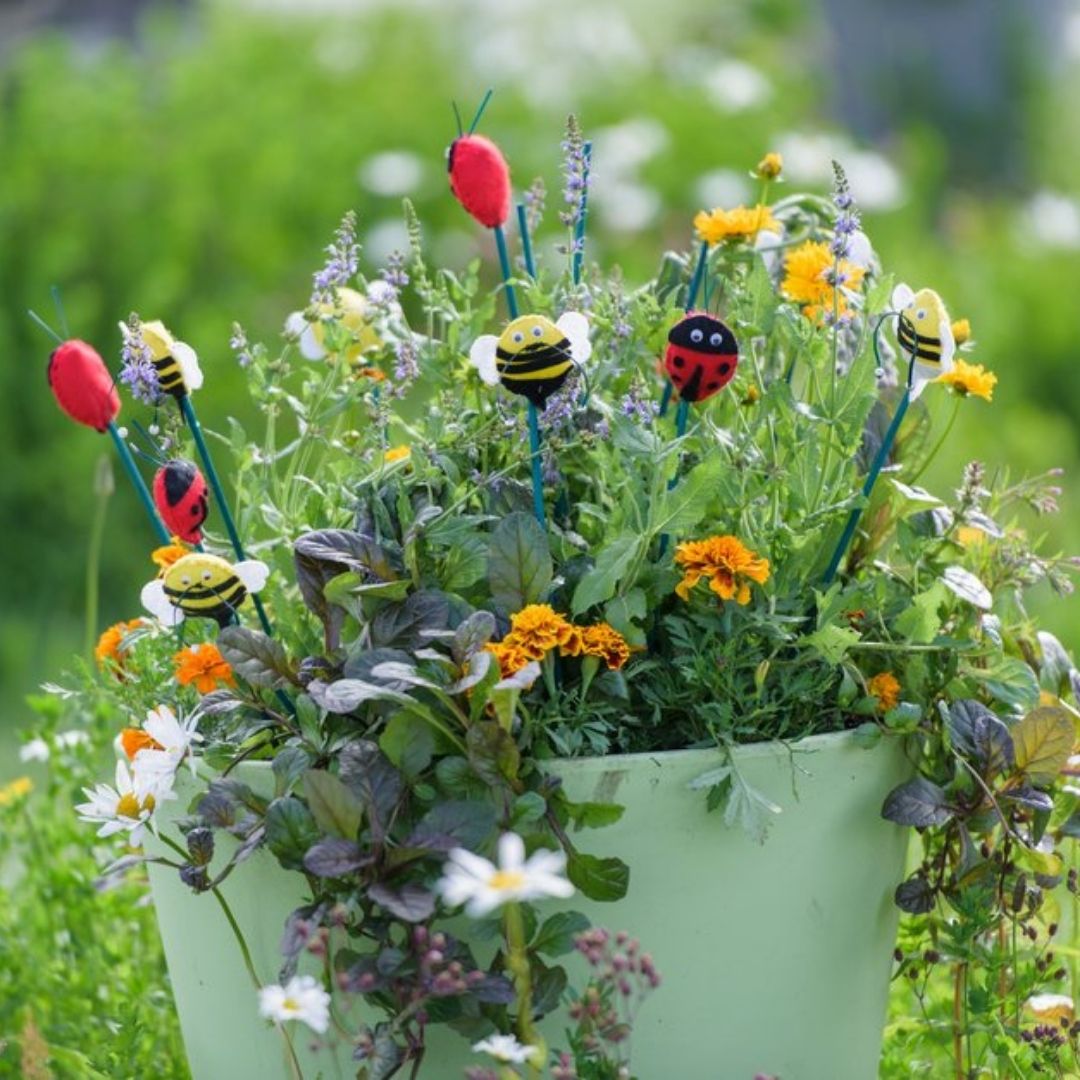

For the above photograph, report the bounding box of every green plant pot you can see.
[146,729,911,1079]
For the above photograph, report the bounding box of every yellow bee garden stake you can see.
[822,284,955,584]
[141,552,270,629]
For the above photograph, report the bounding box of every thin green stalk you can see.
[908,392,961,486]
[504,902,542,1077]
[571,141,592,286]
[84,455,112,660]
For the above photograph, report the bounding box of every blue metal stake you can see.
[516,204,537,279]
[107,421,171,544]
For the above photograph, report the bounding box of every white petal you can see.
[464,889,503,918]
[497,832,526,872]
[937,315,955,373]
[446,847,497,881]
[468,336,500,386]
[846,230,874,269]
[284,312,307,339]
[171,340,203,392]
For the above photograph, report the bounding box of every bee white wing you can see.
[556,311,592,364]
[891,283,915,311]
[937,315,955,373]
[235,560,270,594]
[140,580,184,626]
[171,341,203,392]
[468,335,500,386]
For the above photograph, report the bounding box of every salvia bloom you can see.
[380,250,410,292]
[522,175,547,234]
[230,323,255,368]
[311,210,361,305]
[119,317,163,406]
[560,114,589,231]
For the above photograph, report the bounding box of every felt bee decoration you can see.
[152,460,209,545]
[891,284,954,399]
[141,552,269,628]
[469,312,592,408]
[47,339,121,432]
[664,312,740,403]
[138,320,204,400]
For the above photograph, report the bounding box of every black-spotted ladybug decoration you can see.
[153,459,209,545]
[664,312,739,403]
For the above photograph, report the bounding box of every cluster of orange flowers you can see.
[674,535,770,605]
[94,618,146,674]
[485,604,632,678]
[866,672,901,713]
[174,643,235,694]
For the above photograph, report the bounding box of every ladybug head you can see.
[667,312,738,355]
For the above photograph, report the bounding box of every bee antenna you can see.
[128,443,161,468]
[468,88,494,135]
[50,285,70,338]
[27,309,64,345]
[131,418,167,463]
[451,100,464,139]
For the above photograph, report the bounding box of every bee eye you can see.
[709,332,723,347]
[916,309,927,321]
[512,332,524,344]
[531,326,543,337]
[180,575,191,587]
[202,570,213,582]
[690,329,704,344]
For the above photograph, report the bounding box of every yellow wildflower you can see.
[867,672,901,713]
[694,204,779,246]
[755,152,783,180]
[384,445,411,464]
[674,535,770,605]
[151,540,190,572]
[937,358,996,402]
[0,777,32,807]
[781,240,865,322]
[956,525,987,548]
[951,318,971,346]
[94,618,145,672]
[741,384,761,406]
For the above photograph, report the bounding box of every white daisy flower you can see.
[56,729,89,750]
[131,705,203,787]
[438,832,574,918]
[75,758,172,846]
[472,1033,542,1065]
[258,975,331,1034]
[1026,993,1074,1020]
[19,737,50,763]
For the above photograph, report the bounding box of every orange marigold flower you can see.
[355,366,387,382]
[384,445,411,464]
[694,204,779,246]
[119,727,163,760]
[579,623,632,671]
[174,642,235,694]
[507,604,574,661]
[781,240,865,322]
[867,672,901,713]
[674,536,770,605]
[557,623,587,659]
[94,618,145,672]
[152,539,190,572]
[485,640,533,680]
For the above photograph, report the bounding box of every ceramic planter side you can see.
[146,729,911,1080]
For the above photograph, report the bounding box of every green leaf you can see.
[510,791,547,827]
[272,746,314,796]
[302,769,364,840]
[571,533,641,615]
[264,797,320,871]
[881,777,953,827]
[894,583,946,644]
[800,624,861,665]
[652,456,727,536]
[406,800,497,852]
[488,511,553,615]
[1012,706,1075,784]
[466,720,521,786]
[531,911,590,957]
[379,712,436,777]
[217,626,297,690]
[567,851,629,901]
[963,656,1040,712]
[563,801,625,830]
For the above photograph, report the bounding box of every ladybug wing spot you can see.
[718,362,731,375]
[672,354,685,368]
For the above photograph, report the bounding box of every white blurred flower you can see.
[754,229,784,275]
[258,975,331,1033]
[1022,191,1080,250]
[56,730,89,750]
[704,60,771,112]
[438,832,574,917]
[358,151,424,197]
[595,180,660,233]
[844,151,903,212]
[775,132,904,211]
[694,169,751,213]
[846,229,875,269]
[364,219,411,268]
[19,738,49,763]
[591,117,669,177]
[75,759,172,846]
[473,1033,542,1065]
[1027,993,1074,1020]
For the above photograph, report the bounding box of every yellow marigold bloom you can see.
[485,640,533,679]
[937,358,996,402]
[694,204,779,246]
[508,604,574,660]
[94,618,144,671]
[580,623,632,671]
[557,623,587,658]
[152,540,190,572]
[781,240,865,322]
[950,318,971,345]
[956,525,987,547]
[174,643,235,694]
[755,152,783,180]
[674,536,770,604]
[867,672,901,713]
[741,384,761,406]
[120,727,163,760]
[384,445,411,464]
[0,777,33,807]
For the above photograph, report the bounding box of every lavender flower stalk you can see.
[118,315,162,406]
[311,210,361,306]
[560,114,588,235]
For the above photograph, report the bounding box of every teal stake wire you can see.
[516,203,537,279]
[822,315,908,585]
[494,224,519,319]
[107,421,171,544]
[179,395,275,637]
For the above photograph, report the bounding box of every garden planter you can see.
[147,729,911,1080]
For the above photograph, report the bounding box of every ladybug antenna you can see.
[451,100,464,139]
[50,285,70,339]
[467,88,494,135]
[27,309,64,345]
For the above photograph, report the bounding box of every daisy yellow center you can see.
[117,792,154,819]
[489,869,527,891]
[281,997,300,1014]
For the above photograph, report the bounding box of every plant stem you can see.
[571,141,592,286]
[908,393,960,486]
[953,963,964,1080]
[526,403,547,528]
[493,224,518,319]
[503,901,543,1077]
[84,455,111,660]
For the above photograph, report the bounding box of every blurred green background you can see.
[3,0,1080,772]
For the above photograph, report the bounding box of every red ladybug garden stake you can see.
[152,459,209,545]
